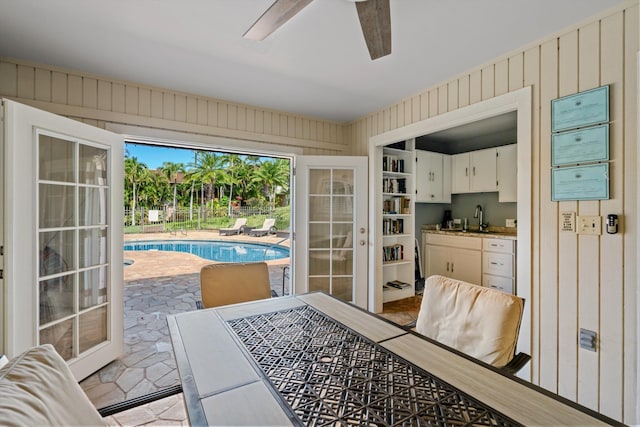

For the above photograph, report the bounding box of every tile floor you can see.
[82,230,420,425]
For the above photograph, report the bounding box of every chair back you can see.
[416,275,524,368]
[232,218,247,228]
[200,262,272,308]
[261,218,276,230]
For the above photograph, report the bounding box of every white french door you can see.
[1,99,124,380]
[294,156,368,308]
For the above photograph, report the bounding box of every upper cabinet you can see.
[497,144,517,202]
[452,148,498,193]
[415,151,451,203]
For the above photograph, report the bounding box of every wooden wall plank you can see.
[412,95,420,123]
[174,94,187,123]
[622,6,638,424]
[246,107,256,132]
[481,65,494,100]
[197,99,208,125]
[447,80,458,111]
[495,59,508,96]
[263,111,272,134]
[227,104,238,130]
[557,30,579,402]
[383,108,390,132]
[419,93,429,120]
[523,45,540,383]
[67,75,82,106]
[187,97,197,124]
[458,75,470,107]
[207,101,218,127]
[469,70,481,104]
[509,53,524,91]
[163,92,175,120]
[17,65,34,99]
[598,11,624,420]
[576,20,601,411]
[538,39,559,393]
[437,85,447,114]
[428,90,437,118]
[151,90,163,118]
[34,68,51,102]
[390,105,398,129]
[125,85,138,115]
[51,72,67,104]
[139,88,151,117]
[217,102,228,128]
[83,77,97,109]
[288,115,296,138]
[403,99,411,126]
[254,109,263,133]
[0,61,18,96]
[112,83,125,113]
[272,112,280,136]
[98,81,112,112]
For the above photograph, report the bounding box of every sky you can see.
[125,143,196,170]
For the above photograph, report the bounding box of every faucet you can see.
[474,204,487,232]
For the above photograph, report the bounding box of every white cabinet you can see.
[416,151,451,203]
[497,144,517,202]
[482,238,516,294]
[451,148,498,193]
[423,233,482,285]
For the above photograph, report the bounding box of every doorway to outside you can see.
[80,141,293,409]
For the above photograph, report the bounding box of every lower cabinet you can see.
[423,232,516,293]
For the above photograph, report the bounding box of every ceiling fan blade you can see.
[244,0,314,41]
[355,0,391,60]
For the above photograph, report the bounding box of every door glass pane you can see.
[309,169,331,194]
[39,184,75,228]
[40,318,74,360]
[332,170,353,194]
[39,135,75,182]
[79,228,107,268]
[309,223,330,249]
[309,252,330,275]
[309,196,330,221]
[79,306,108,353]
[332,277,353,302]
[37,132,111,360]
[332,196,353,221]
[309,277,330,294]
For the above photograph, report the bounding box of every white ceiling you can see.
[0,0,625,123]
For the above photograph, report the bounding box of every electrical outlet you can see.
[505,219,516,228]
[577,215,601,235]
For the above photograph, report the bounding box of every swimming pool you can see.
[123,240,289,263]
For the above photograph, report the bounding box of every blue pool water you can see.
[124,240,289,262]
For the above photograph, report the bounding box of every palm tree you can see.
[160,162,185,215]
[190,152,227,208]
[124,157,149,226]
[252,159,290,207]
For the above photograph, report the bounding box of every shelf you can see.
[382,170,411,177]
[383,213,412,218]
[382,286,415,303]
[383,260,412,267]
[383,233,411,238]
[383,192,410,197]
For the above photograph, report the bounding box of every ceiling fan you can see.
[243,0,391,60]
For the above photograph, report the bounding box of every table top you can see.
[168,292,615,426]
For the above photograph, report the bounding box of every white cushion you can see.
[0,344,105,426]
[416,275,523,368]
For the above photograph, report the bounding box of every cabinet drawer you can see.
[483,274,514,294]
[483,252,513,277]
[483,238,514,253]
[424,233,482,250]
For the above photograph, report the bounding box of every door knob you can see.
[359,227,366,234]
[359,240,366,246]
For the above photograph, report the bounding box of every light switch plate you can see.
[505,219,516,228]
[577,215,601,235]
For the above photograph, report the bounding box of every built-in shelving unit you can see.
[370,140,416,311]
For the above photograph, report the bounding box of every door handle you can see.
[446,262,450,272]
[451,263,454,273]
[359,240,366,246]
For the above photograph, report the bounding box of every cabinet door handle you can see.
[446,262,450,272]
[451,263,454,273]
[473,166,476,176]
[465,167,468,177]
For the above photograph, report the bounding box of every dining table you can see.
[167,291,617,426]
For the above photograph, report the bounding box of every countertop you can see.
[421,225,517,240]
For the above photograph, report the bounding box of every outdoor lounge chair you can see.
[218,218,247,235]
[249,218,277,237]
[412,275,530,375]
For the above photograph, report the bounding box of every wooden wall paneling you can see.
[68,74,82,107]
[315,120,322,141]
[125,85,138,115]
[138,87,150,117]
[376,110,384,135]
[469,69,481,104]
[523,45,540,383]
[288,115,296,139]
[34,68,51,102]
[151,90,163,118]
[509,53,524,92]
[458,75,470,107]
[197,99,207,125]
[437,85,447,114]
[494,59,508,96]
[481,65,495,100]
[98,80,112,111]
[538,39,560,393]
[576,20,601,411]
[396,101,405,127]
[403,99,411,126]
[0,61,18,96]
[294,117,303,139]
[186,97,197,124]
[383,108,390,132]
[227,104,237,130]
[598,11,624,420]
[16,65,34,100]
[557,30,579,402]
[278,114,287,136]
[110,83,124,113]
[428,90,437,118]
[412,95,420,123]
[622,6,638,424]
[254,109,263,134]
[302,118,310,140]
[83,77,97,109]
[419,93,429,120]
[50,71,67,105]
[214,102,226,129]
[262,111,272,135]
[390,104,398,130]
[447,80,458,112]
[163,92,175,121]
